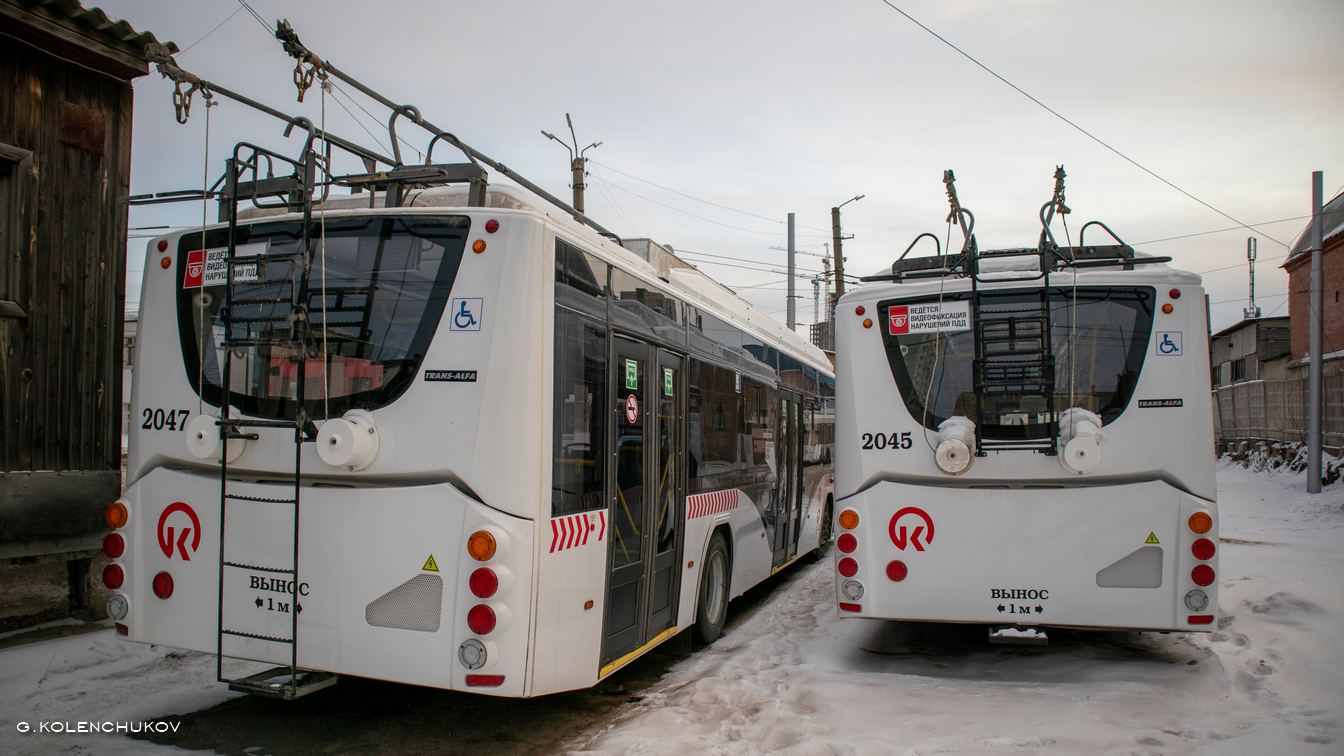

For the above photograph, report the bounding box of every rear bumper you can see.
[833,479,1218,631]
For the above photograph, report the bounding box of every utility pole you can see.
[541,114,601,214]
[1309,171,1324,494]
[787,213,796,330]
[831,195,863,299]
[1244,237,1260,319]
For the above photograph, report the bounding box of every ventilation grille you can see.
[1095,546,1163,589]
[365,574,443,632]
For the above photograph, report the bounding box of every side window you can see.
[556,239,607,320]
[611,267,685,344]
[552,309,607,516]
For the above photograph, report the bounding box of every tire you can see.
[692,531,731,645]
[814,497,834,559]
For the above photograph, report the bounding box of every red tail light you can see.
[102,533,125,559]
[152,571,174,599]
[115,623,128,635]
[1191,539,1215,560]
[1188,615,1214,624]
[837,558,858,577]
[465,674,504,687]
[467,604,497,635]
[839,603,862,612]
[485,219,500,233]
[102,564,124,590]
[837,534,857,553]
[1191,564,1215,586]
[470,568,498,598]
[886,560,908,582]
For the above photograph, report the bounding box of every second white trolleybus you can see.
[832,171,1218,635]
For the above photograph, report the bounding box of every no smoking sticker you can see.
[625,394,639,423]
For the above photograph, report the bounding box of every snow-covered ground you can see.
[568,461,1344,756]
[0,462,1340,756]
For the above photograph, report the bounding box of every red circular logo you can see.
[889,507,935,552]
[157,502,202,561]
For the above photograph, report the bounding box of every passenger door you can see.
[602,338,684,666]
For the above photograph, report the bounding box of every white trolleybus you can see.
[107,42,835,698]
[832,171,1218,637]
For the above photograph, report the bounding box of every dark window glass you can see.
[552,309,608,516]
[611,268,685,344]
[556,239,609,323]
[879,287,1155,436]
[177,216,469,420]
[1231,358,1246,383]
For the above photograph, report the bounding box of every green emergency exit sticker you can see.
[625,360,637,390]
[664,368,673,396]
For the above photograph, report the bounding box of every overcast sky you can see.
[100,0,1344,332]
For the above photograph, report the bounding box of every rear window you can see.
[879,287,1154,439]
[177,216,470,420]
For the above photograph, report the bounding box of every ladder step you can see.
[219,418,303,429]
[223,561,295,574]
[227,668,338,700]
[224,493,299,503]
[222,629,294,644]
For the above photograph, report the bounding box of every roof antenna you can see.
[1245,237,1261,319]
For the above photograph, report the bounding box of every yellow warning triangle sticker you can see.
[422,554,439,572]
[1145,532,1160,545]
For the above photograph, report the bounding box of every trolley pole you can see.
[787,213,796,330]
[1309,171,1324,493]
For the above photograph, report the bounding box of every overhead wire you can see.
[590,160,832,233]
[876,0,1286,247]
[601,177,829,237]
[177,6,245,56]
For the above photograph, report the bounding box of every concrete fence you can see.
[1213,375,1344,453]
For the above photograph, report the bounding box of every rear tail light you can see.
[842,580,864,600]
[1161,303,1174,314]
[838,603,862,613]
[837,534,857,553]
[106,594,128,621]
[1184,589,1209,612]
[152,571,174,599]
[467,604,497,635]
[470,568,498,598]
[102,564,124,589]
[467,530,497,561]
[1188,512,1212,534]
[472,240,487,254]
[102,533,125,559]
[465,674,504,687]
[1188,615,1214,624]
[106,501,128,529]
[459,639,489,669]
[1191,564,1215,586]
[1191,538,1216,560]
[485,219,500,233]
[838,510,859,530]
[115,623,128,635]
[837,557,858,577]
[886,560,908,582]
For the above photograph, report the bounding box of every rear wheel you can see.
[693,531,730,645]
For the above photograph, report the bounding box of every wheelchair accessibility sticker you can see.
[449,298,483,331]
[1156,331,1182,356]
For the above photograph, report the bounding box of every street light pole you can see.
[541,113,601,214]
[831,194,864,299]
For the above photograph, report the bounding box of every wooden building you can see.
[0,0,173,629]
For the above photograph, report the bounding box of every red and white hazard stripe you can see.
[549,510,606,553]
[687,489,739,520]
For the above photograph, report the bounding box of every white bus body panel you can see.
[839,480,1217,629]
[120,468,535,695]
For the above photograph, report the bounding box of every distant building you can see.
[1210,317,1291,387]
[1283,190,1344,361]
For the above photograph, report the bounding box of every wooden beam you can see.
[0,141,33,163]
[0,300,28,319]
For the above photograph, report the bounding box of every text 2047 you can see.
[142,408,190,431]
[862,432,912,450]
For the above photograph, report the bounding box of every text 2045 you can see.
[142,408,190,431]
[862,432,912,450]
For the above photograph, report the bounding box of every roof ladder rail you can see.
[213,138,335,701]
